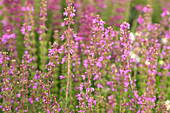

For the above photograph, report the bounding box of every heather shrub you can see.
[0,0,170,112]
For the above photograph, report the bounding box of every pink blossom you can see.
[17,93,21,98]
[59,75,65,79]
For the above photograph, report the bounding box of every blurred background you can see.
[0,0,169,62]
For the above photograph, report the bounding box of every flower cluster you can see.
[0,1,170,113]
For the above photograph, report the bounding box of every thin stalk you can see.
[65,21,71,111]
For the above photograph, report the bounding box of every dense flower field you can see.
[0,0,170,112]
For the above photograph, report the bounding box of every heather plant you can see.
[1,0,170,113]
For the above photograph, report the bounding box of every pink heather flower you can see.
[21,7,26,11]
[58,46,64,54]
[83,59,88,68]
[27,26,32,31]
[2,34,12,44]
[96,62,102,68]
[25,51,28,54]
[93,75,99,80]
[72,74,74,78]
[60,35,65,40]
[87,98,93,103]
[87,98,93,107]
[77,95,82,101]
[143,6,147,13]
[143,6,152,13]
[91,87,94,91]
[71,21,74,25]
[10,33,16,39]
[107,80,113,87]
[147,23,152,31]
[98,56,104,62]
[81,75,86,80]
[69,49,74,54]
[136,4,142,11]
[79,83,83,91]
[61,57,65,64]
[63,11,68,16]
[124,82,129,87]
[73,9,76,12]
[97,83,103,88]
[165,31,170,39]
[124,88,128,92]
[34,74,40,80]
[38,30,42,34]
[28,98,33,104]
[21,27,25,34]
[36,97,39,102]
[120,22,130,31]
[33,85,37,89]
[76,93,81,99]
[161,10,170,17]
[17,93,21,98]
[30,7,34,11]
[0,57,2,64]
[106,55,111,60]
[47,109,50,113]
[1,20,7,26]
[70,12,75,17]
[1,85,4,89]
[93,100,97,105]
[111,31,115,37]
[48,61,53,66]
[78,110,84,113]
[89,52,94,58]
[26,7,30,11]
[137,15,144,24]
[59,75,65,79]
[86,88,90,93]
[25,110,28,112]
[57,108,61,112]
[15,107,18,111]
[61,22,65,27]
[73,33,77,38]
